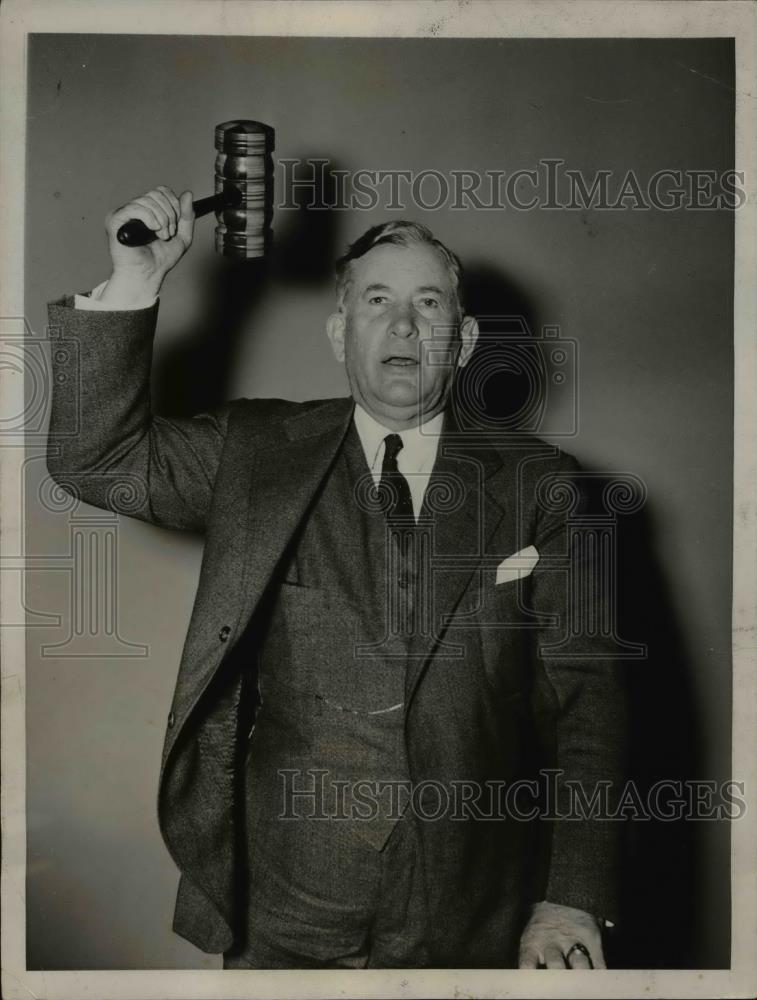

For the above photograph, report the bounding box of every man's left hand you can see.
[518,900,606,969]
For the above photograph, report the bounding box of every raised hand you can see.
[100,186,195,307]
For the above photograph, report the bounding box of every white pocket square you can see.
[495,545,540,585]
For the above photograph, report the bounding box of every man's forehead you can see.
[351,242,452,291]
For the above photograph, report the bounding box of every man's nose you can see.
[389,305,418,338]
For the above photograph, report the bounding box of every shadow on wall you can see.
[154,191,716,968]
[564,476,707,969]
[610,498,711,969]
[458,264,712,968]
[456,263,548,431]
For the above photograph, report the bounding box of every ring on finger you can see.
[565,941,593,967]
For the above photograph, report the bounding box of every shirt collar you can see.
[353,403,444,473]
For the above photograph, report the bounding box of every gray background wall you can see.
[24,35,734,969]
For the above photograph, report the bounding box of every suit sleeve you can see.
[46,295,230,533]
[529,451,629,925]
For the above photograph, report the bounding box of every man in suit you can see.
[47,186,627,969]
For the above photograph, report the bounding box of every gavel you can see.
[116,119,275,258]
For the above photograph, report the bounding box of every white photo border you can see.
[1,2,755,998]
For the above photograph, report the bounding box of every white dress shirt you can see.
[352,404,443,521]
[73,279,153,310]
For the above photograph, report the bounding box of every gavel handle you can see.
[116,188,242,247]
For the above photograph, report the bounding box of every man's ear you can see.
[326,311,346,363]
[457,315,479,368]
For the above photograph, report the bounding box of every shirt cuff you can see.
[73,279,157,311]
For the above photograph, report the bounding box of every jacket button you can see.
[219,625,231,642]
[167,711,175,728]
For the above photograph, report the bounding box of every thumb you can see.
[177,189,195,245]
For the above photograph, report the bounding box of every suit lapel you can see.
[404,416,512,705]
[240,397,355,614]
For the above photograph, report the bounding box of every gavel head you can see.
[214,119,275,259]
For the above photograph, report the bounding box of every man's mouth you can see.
[383,356,418,366]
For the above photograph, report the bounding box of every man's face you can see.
[326,242,477,429]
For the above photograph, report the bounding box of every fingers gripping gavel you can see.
[116,119,274,259]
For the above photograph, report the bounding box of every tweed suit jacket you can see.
[46,295,627,966]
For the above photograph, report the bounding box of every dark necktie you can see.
[380,434,423,639]
[379,433,415,522]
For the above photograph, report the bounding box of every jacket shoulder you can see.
[227,396,348,434]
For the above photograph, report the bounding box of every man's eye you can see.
[369,295,387,305]
[420,297,439,308]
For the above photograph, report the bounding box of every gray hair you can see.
[334,220,464,315]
